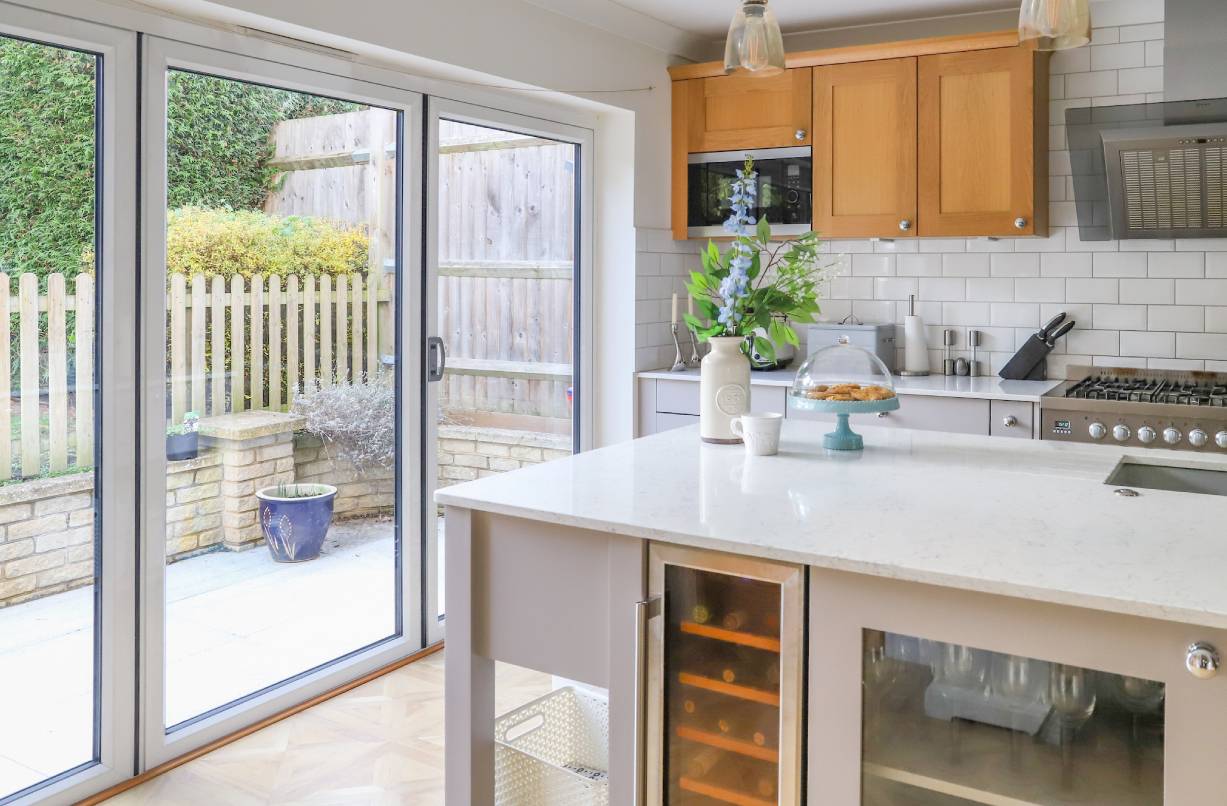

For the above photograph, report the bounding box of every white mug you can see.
[730,412,783,456]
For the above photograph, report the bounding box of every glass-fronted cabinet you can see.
[646,544,805,805]
[810,568,1227,805]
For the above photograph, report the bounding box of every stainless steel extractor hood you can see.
[1068,0,1227,240]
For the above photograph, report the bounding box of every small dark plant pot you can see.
[166,432,199,462]
[256,484,338,563]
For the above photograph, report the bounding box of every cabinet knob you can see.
[1014,217,1028,230]
[1187,642,1221,679]
[794,129,807,141]
[899,219,912,232]
[1002,415,1018,427]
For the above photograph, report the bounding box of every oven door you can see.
[688,147,812,239]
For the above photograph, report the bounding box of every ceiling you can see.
[608,0,1016,38]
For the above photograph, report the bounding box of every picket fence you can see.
[1,271,388,481]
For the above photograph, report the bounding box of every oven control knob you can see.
[1217,431,1227,449]
[1163,427,1182,445]
[1189,428,1209,448]
[1112,424,1131,442]
[1088,422,1107,440]
[1137,426,1157,444]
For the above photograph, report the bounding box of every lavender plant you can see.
[292,372,394,474]
[684,156,841,364]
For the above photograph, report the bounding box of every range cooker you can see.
[1040,365,1227,452]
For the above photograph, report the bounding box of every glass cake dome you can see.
[790,336,897,406]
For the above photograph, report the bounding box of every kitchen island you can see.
[439,421,1227,805]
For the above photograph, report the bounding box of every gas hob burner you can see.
[1064,375,1227,407]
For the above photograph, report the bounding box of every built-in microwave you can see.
[687,146,812,239]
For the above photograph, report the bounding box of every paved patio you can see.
[0,517,406,799]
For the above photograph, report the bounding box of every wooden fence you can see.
[0,273,93,480]
[166,272,390,424]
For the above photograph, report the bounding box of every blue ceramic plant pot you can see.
[256,484,338,563]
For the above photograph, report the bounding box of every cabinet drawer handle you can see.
[1002,415,1018,427]
[1187,642,1221,679]
[633,597,661,805]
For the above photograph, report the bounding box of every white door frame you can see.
[0,4,137,805]
[139,35,424,768]
[423,98,595,646]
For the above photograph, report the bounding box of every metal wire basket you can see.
[494,686,610,806]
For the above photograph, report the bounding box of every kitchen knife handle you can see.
[1038,312,1066,339]
[1046,320,1075,345]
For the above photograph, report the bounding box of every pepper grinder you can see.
[967,329,982,377]
[943,329,957,376]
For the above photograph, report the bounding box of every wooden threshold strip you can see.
[676,725,780,763]
[680,621,781,653]
[76,642,444,806]
[678,672,781,706]
[679,776,776,806]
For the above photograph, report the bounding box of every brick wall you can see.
[293,433,394,519]
[437,424,571,487]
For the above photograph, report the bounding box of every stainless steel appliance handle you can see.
[633,596,660,806]
[686,145,812,164]
[426,336,446,382]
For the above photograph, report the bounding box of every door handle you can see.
[426,336,446,382]
[633,596,661,806]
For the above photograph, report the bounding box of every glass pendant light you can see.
[724,0,786,76]
[1018,0,1091,51]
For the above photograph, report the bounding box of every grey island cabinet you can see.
[437,421,1227,806]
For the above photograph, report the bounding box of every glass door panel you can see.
[862,631,1165,805]
[0,6,136,800]
[143,41,421,761]
[426,107,586,641]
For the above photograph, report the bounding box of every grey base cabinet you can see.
[808,568,1227,804]
[637,377,1038,439]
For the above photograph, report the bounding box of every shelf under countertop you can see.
[436,420,1227,630]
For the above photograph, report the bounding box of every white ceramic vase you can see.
[700,336,751,443]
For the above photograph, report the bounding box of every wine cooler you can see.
[645,544,805,806]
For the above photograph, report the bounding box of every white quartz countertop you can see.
[638,368,1061,402]
[437,421,1227,630]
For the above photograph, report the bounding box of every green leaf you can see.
[756,216,771,244]
[752,336,775,362]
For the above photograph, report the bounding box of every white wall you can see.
[635,0,1227,376]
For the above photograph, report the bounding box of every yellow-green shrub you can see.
[166,207,368,279]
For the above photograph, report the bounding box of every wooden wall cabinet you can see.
[917,47,1049,237]
[669,32,1049,241]
[813,58,918,239]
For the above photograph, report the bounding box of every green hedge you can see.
[0,37,359,282]
[167,207,368,278]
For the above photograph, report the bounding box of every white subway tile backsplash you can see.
[966,278,1016,302]
[851,300,895,323]
[1093,304,1147,330]
[1119,330,1174,358]
[1066,329,1120,355]
[1093,252,1147,277]
[1206,253,1227,277]
[1147,305,1203,332]
[942,254,990,277]
[1066,69,1119,97]
[853,254,895,276]
[1148,358,1206,371]
[1014,230,1068,252]
[1016,278,1068,303]
[1120,238,1174,251]
[965,238,1018,253]
[873,239,918,253]
[1120,279,1174,304]
[1176,333,1227,360]
[991,303,1041,328]
[1049,47,1091,74]
[1066,278,1118,303]
[873,277,918,301]
[1118,22,1162,42]
[1117,66,1163,94]
[992,253,1040,277]
[918,277,966,301]
[1145,40,1163,66]
[918,239,967,253]
[1041,253,1093,277]
[1175,280,1227,306]
[831,276,874,299]
[1041,303,1094,331]
[1090,0,1163,27]
[1207,308,1227,333]
[1148,252,1204,278]
[941,302,991,327]
[1090,42,1145,70]
[898,254,943,277]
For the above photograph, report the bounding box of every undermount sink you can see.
[1105,457,1227,497]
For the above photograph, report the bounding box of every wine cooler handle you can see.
[634,596,660,806]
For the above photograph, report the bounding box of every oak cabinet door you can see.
[813,58,917,239]
[917,47,1047,237]
[682,69,813,153]
[809,568,1227,804]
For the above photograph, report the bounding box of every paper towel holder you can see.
[900,294,931,377]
